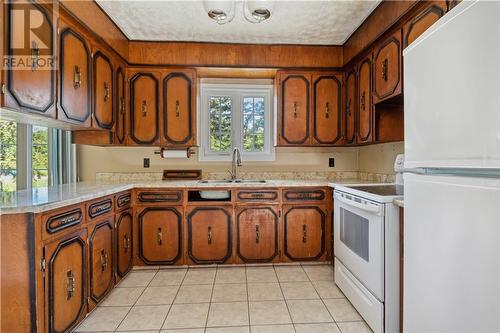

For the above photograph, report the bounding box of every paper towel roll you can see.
[161,149,189,158]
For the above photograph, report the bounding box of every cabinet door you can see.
[129,73,159,144]
[59,28,91,126]
[357,56,373,143]
[186,206,232,264]
[344,69,357,144]
[373,30,402,103]
[4,2,55,117]
[278,73,310,145]
[88,219,114,306]
[137,206,182,265]
[115,67,126,144]
[236,206,279,263]
[283,205,326,261]
[312,74,342,145]
[93,51,114,129]
[163,72,195,145]
[404,2,446,47]
[115,210,132,279]
[44,229,87,333]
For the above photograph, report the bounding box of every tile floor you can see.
[74,263,373,333]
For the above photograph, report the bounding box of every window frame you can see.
[199,82,275,162]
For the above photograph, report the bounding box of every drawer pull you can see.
[325,102,330,119]
[73,66,81,89]
[293,101,298,118]
[100,249,108,272]
[255,225,260,244]
[175,100,180,117]
[103,82,110,102]
[208,226,212,245]
[141,100,147,117]
[157,228,163,246]
[66,270,75,299]
[302,224,307,243]
[381,58,388,82]
[31,41,40,71]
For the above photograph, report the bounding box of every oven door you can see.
[334,190,385,301]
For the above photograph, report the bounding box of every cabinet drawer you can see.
[115,192,131,211]
[42,204,84,239]
[237,190,279,202]
[86,196,114,220]
[136,190,183,205]
[283,188,326,202]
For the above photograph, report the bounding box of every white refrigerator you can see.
[403,1,500,332]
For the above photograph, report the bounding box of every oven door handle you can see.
[335,194,381,214]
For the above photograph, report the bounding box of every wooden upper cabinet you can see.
[163,71,196,146]
[373,30,402,103]
[3,2,55,117]
[44,229,87,333]
[357,56,373,144]
[129,72,160,145]
[115,210,132,279]
[344,69,357,144]
[115,67,126,144]
[404,2,447,47]
[186,206,232,264]
[278,72,311,145]
[58,27,91,126]
[312,73,343,145]
[92,51,114,129]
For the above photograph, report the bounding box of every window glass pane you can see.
[209,96,232,152]
[242,97,265,152]
[0,121,17,192]
[32,126,48,189]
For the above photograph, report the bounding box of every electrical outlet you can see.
[143,158,150,168]
[329,158,335,167]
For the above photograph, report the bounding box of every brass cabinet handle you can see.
[346,99,352,116]
[103,82,110,102]
[325,102,330,119]
[255,225,260,244]
[208,226,212,245]
[66,270,75,300]
[120,97,125,114]
[302,224,307,243]
[124,234,129,253]
[157,227,163,246]
[141,100,147,117]
[175,100,180,117]
[293,101,298,118]
[382,58,388,82]
[100,249,108,272]
[31,41,40,71]
[361,92,366,111]
[73,66,82,89]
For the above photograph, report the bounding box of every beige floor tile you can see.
[216,267,247,284]
[174,284,213,303]
[118,271,157,287]
[75,306,130,331]
[336,321,373,333]
[161,329,204,333]
[312,281,345,299]
[151,269,188,286]
[206,326,249,333]
[287,299,333,323]
[246,267,278,283]
[250,324,295,333]
[303,265,334,281]
[163,303,210,329]
[247,283,283,301]
[275,266,309,282]
[207,302,249,327]
[295,323,341,333]
[117,305,170,331]
[324,299,362,322]
[117,331,158,333]
[183,268,216,285]
[136,286,179,305]
[212,283,247,302]
[280,282,319,300]
[100,287,144,306]
[249,301,291,325]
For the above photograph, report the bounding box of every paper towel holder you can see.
[155,147,196,159]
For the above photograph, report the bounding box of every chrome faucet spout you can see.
[230,147,242,180]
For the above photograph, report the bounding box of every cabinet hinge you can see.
[40,257,46,272]
[1,84,6,95]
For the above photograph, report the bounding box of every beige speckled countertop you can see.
[393,198,405,208]
[0,179,372,214]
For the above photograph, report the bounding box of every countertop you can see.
[393,198,405,208]
[0,179,366,214]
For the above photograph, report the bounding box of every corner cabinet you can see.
[129,72,160,145]
[92,51,114,130]
[357,55,373,144]
[115,67,127,144]
[344,68,357,145]
[2,1,56,118]
[115,210,133,280]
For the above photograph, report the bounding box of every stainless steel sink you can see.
[198,180,233,184]
[198,179,267,184]
[233,180,267,183]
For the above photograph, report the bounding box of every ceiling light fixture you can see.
[203,0,273,25]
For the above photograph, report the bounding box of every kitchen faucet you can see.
[229,147,242,180]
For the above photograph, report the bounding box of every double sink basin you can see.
[197,179,267,199]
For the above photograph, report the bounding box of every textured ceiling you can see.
[96,0,381,45]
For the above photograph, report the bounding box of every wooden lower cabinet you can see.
[136,206,183,265]
[115,210,133,281]
[87,218,114,310]
[282,205,327,261]
[44,229,87,333]
[186,206,232,264]
[236,206,279,263]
